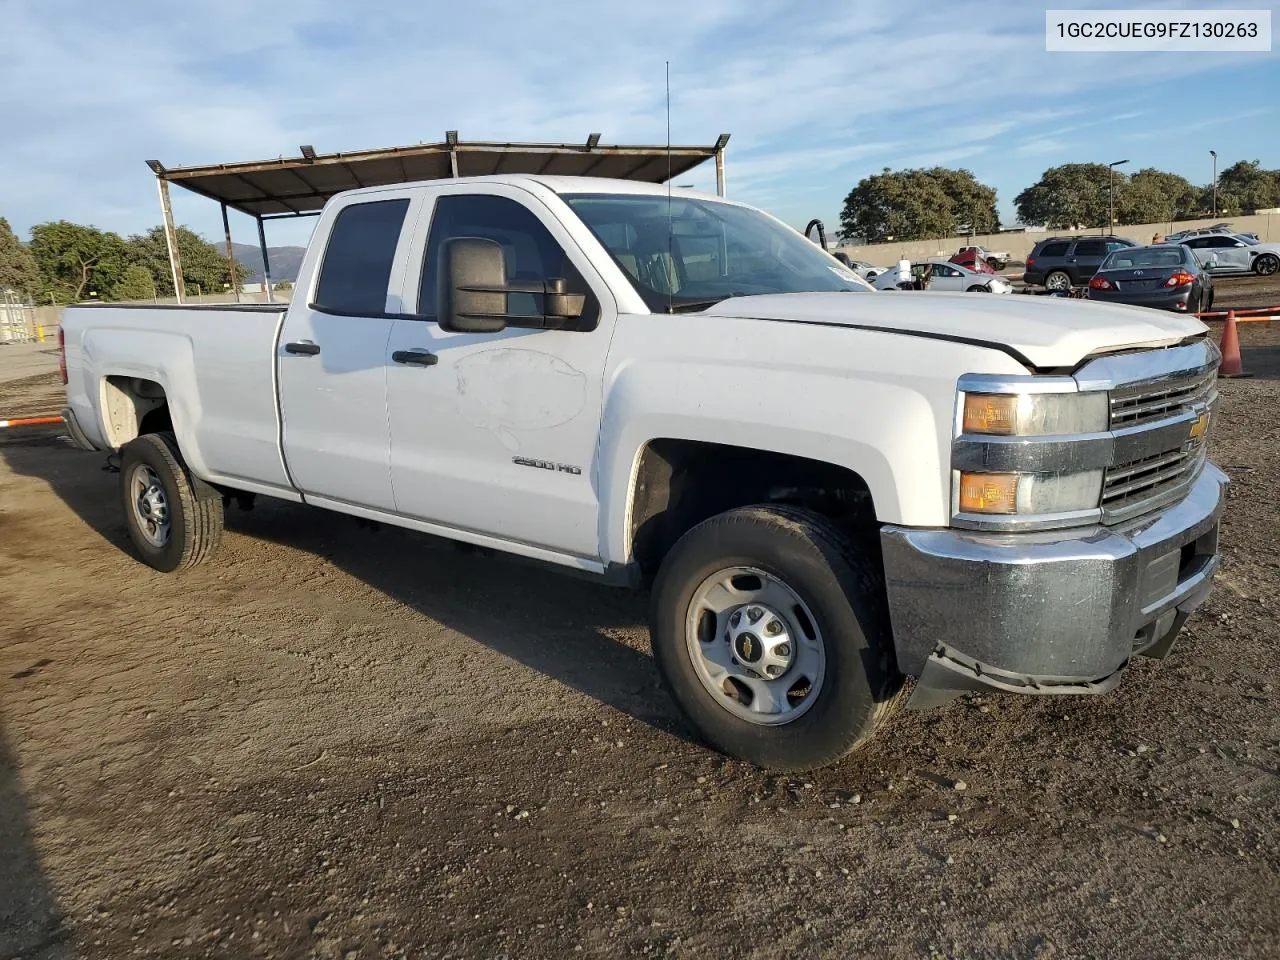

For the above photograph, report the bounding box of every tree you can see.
[841,167,996,242]
[1016,163,1122,229]
[128,226,248,297]
[29,220,129,302]
[1215,160,1280,214]
[0,217,39,298]
[111,264,157,301]
[926,167,1000,234]
[1117,168,1201,224]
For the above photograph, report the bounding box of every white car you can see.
[1177,234,1280,277]
[874,260,1012,293]
[834,255,891,281]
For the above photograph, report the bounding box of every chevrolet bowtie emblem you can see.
[1189,411,1210,440]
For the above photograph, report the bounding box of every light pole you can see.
[1108,159,1129,231]
[1210,150,1217,217]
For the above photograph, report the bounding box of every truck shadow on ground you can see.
[0,718,70,960]
[233,496,695,742]
[0,437,694,747]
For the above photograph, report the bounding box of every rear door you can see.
[1068,239,1107,280]
[384,185,616,559]
[277,193,417,509]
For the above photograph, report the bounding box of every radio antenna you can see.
[666,60,673,314]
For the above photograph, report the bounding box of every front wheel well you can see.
[629,439,878,578]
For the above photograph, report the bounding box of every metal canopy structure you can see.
[146,132,731,304]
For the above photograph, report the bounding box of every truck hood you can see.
[704,291,1207,369]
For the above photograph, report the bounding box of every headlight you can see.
[962,391,1107,436]
[957,470,1103,515]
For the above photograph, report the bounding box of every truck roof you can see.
[335,174,730,204]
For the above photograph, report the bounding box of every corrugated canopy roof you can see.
[150,134,730,219]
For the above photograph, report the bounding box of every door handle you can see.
[392,350,439,367]
[284,341,321,356]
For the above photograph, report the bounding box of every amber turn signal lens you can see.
[962,394,1019,435]
[958,472,1018,514]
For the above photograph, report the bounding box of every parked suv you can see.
[1024,235,1137,291]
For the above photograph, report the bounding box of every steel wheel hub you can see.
[727,602,794,679]
[130,464,171,547]
[685,566,826,726]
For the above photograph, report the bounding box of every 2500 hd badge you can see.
[512,456,582,475]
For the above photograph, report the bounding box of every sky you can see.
[2,0,1278,251]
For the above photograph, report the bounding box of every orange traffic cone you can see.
[1218,310,1249,378]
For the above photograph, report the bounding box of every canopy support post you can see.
[257,217,274,303]
[221,203,240,303]
[156,177,185,303]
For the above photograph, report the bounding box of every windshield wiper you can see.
[664,295,735,314]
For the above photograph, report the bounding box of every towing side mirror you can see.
[438,236,587,333]
[438,237,508,333]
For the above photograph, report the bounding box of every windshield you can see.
[562,193,867,312]
[1101,247,1187,270]
[1238,234,1258,245]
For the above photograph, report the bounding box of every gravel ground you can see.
[2,326,1279,960]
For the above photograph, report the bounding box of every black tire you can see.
[1044,270,1072,292]
[1255,254,1279,277]
[966,285,988,293]
[649,505,903,770]
[986,257,1002,271]
[119,432,224,572]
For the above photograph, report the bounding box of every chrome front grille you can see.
[1103,445,1207,520]
[1109,371,1215,428]
[1102,362,1217,523]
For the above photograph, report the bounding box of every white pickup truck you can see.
[60,175,1225,770]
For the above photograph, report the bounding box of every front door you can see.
[277,194,417,510]
[385,186,615,559]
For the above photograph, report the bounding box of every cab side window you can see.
[314,199,410,315]
[419,194,598,328]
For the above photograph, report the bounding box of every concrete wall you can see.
[835,213,1279,267]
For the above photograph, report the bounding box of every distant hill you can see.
[230,243,308,283]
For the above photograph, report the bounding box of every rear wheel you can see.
[119,432,224,572]
[1044,270,1071,292]
[649,505,903,770]
[1255,254,1279,276]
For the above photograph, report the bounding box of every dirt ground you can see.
[2,327,1279,960]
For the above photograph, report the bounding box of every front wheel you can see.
[1255,254,1279,276]
[649,505,903,770]
[119,432,224,572]
[966,285,989,293]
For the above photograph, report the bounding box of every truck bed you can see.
[61,302,295,497]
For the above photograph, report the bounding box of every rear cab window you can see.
[313,199,411,315]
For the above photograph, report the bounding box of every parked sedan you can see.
[1086,244,1213,313]
[874,260,1012,293]
[1177,233,1280,277]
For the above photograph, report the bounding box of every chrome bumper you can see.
[881,464,1227,709]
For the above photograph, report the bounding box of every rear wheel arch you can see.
[101,375,171,447]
